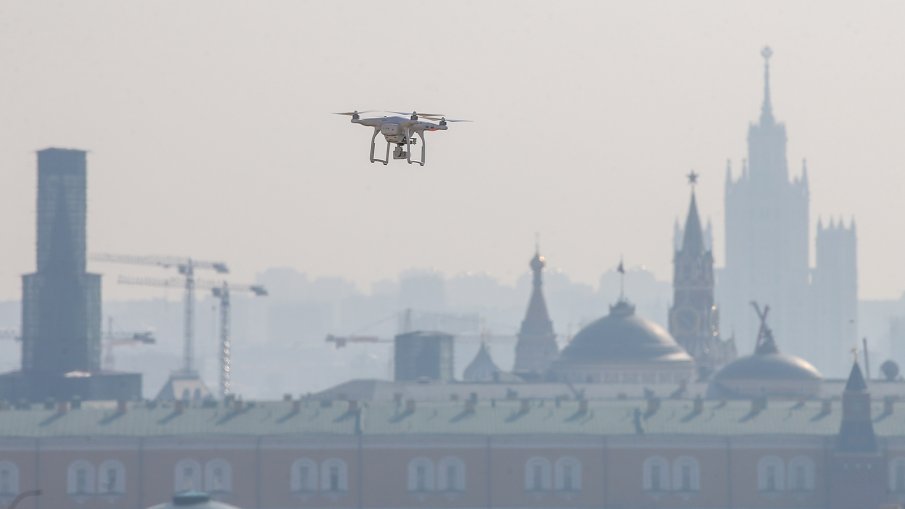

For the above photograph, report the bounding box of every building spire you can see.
[680,171,706,255]
[514,242,557,377]
[760,46,775,125]
[522,244,554,337]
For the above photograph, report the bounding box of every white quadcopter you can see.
[335,110,470,166]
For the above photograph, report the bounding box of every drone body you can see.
[335,110,468,166]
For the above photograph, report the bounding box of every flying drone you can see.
[334,110,470,166]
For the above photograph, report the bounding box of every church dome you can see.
[548,301,695,384]
[558,301,692,364]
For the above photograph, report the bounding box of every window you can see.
[205,459,232,493]
[889,458,905,493]
[67,460,95,495]
[643,456,670,492]
[98,460,126,494]
[291,458,318,493]
[524,457,551,492]
[554,457,582,492]
[407,458,434,492]
[787,456,815,492]
[437,457,465,492]
[174,459,202,492]
[0,462,19,497]
[757,456,785,493]
[320,458,348,493]
[672,456,700,492]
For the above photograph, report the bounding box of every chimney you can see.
[645,396,660,417]
[405,399,416,414]
[292,399,301,413]
[884,396,895,416]
[578,399,588,414]
[175,400,185,413]
[56,401,69,414]
[465,398,476,414]
[520,399,530,414]
[283,393,292,402]
[347,400,359,413]
[116,399,127,414]
[751,396,767,414]
[693,395,704,414]
[822,399,832,415]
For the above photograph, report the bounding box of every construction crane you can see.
[117,276,266,398]
[102,317,156,371]
[325,331,515,349]
[91,254,228,375]
[211,282,267,398]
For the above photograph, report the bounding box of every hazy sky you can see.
[1,1,904,301]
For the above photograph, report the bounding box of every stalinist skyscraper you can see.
[721,47,811,356]
[721,48,858,373]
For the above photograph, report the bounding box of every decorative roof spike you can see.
[760,46,775,125]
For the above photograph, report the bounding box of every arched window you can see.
[407,458,434,492]
[320,458,348,493]
[672,456,700,492]
[0,461,19,497]
[67,460,95,495]
[524,457,552,492]
[436,457,465,492]
[757,456,785,493]
[174,459,202,492]
[205,459,232,493]
[291,458,318,493]
[787,456,815,492]
[642,456,670,492]
[97,460,126,494]
[889,457,905,493]
[554,457,582,492]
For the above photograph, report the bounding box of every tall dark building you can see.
[0,148,141,402]
[669,174,735,378]
[393,331,454,382]
[513,247,558,379]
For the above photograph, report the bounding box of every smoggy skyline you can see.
[2,1,904,301]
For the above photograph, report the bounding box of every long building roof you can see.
[0,398,903,439]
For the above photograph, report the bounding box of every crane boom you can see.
[96,253,229,377]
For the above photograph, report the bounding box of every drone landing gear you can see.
[369,127,389,165]
[404,129,426,166]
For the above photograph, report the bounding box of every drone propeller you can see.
[334,110,377,116]
[390,111,445,118]
[421,115,473,123]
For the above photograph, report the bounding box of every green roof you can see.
[0,399,902,438]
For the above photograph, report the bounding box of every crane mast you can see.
[210,282,267,398]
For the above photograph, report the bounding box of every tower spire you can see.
[514,242,558,378]
[760,46,775,125]
[680,171,705,255]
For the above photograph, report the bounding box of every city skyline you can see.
[1,2,904,303]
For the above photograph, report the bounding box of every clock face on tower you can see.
[673,306,700,336]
